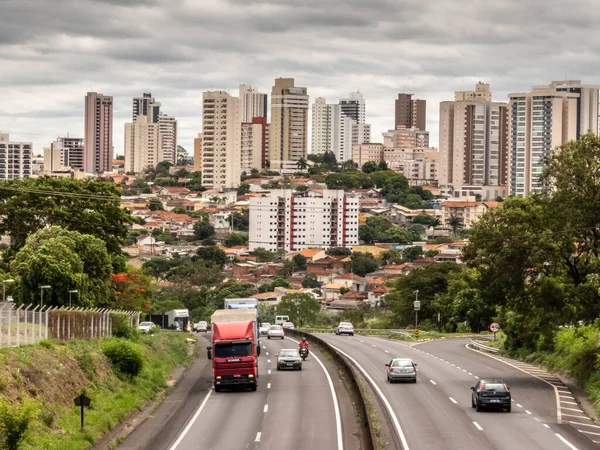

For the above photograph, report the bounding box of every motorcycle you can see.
[299,346,308,361]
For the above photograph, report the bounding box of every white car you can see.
[268,324,285,339]
[335,322,354,336]
[195,321,208,332]
[138,321,155,334]
[281,322,295,330]
[259,323,271,336]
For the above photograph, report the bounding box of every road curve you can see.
[318,334,598,450]
[119,333,343,450]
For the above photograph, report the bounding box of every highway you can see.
[318,334,599,450]
[119,333,348,450]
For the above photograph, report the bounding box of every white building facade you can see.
[339,92,371,151]
[124,115,161,173]
[249,189,359,252]
[0,134,32,180]
[158,114,177,164]
[239,84,267,122]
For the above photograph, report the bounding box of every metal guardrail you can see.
[298,327,425,337]
[469,338,499,353]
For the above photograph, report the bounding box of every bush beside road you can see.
[0,331,194,449]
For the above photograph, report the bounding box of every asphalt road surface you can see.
[119,333,343,450]
[318,334,598,450]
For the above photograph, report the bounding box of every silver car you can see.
[259,322,271,336]
[335,322,354,336]
[268,324,285,339]
[385,358,417,383]
[276,348,302,371]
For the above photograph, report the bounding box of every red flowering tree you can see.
[111,272,153,311]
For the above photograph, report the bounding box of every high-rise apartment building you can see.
[311,97,354,162]
[383,128,429,149]
[133,93,160,123]
[339,92,371,147]
[202,91,241,190]
[0,134,32,180]
[84,92,113,173]
[239,85,267,122]
[158,114,177,164]
[249,189,359,252]
[124,115,161,173]
[508,80,599,197]
[269,78,309,169]
[395,93,426,131]
[48,137,84,171]
[438,83,509,194]
[241,117,269,173]
[193,132,202,172]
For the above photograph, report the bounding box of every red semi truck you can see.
[207,310,258,392]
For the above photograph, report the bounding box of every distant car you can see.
[276,348,302,371]
[195,321,208,332]
[385,358,417,383]
[138,322,155,334]
[268,324,285,339]
[335,322,354,336]
[259,323,271,336]
[471,379,511,412]
[281,321,295,330]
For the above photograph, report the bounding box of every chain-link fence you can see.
[0,302,141,348]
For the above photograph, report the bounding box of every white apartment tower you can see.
[239,85,267,122]
[339,92,371,148]
[249,189,359,252]
[202,91,242,190]
[508,80,599,197]
[438,83,509,195]
[158,114,177,164]
[124,115,161,173]
[311,97,339,155]
[133,93,160,123]
[0,134,32,180]
[84,92,113,173]
[269,78,309,169]
[48,137,84,171]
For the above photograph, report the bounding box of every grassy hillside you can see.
[0,332,194,449]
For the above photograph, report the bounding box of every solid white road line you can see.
[329,343,410,450]
[430,380,437,385]
[286,337,344,450]
[255,432,262,442]
[263,405,268,413]
[473,422,483,431]
[169,389,213,450]
[555,433,580,450]
[449,397,457,404]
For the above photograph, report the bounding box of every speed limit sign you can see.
[489,322,500,333]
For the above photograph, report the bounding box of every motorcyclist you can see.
[299,337,309,356]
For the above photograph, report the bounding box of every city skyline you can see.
[2,0,599,157]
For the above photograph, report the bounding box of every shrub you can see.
[76,351,97,380]
[0,399,38,450]
[103,340,144,378]
[38,340,54,350]
[112,315,139,340]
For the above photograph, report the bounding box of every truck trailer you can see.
[223,298,261,356]
[208,310,258,392]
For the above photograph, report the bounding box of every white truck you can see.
[212,306,261,356]
[165,309,190,331]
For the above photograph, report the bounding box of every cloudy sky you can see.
[1,0,599,157]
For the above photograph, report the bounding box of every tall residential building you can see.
[249,189,359,252]
[133,93,160,123]
[0,134,32,180]
[241,117,269,173]
[124,115,161,173]
[383,128,429,149]
[158,114,177,164]
[311,97,353,162]
[84,92,113,173]
[202,91,241,190]
[395,93,426,131]
[339,92,371,146]
[193,133,202,172]
[239,85,267,122]
[508,80,599,197]
[438,83,509,194]
[269,78,309,169]
[49,137,84,170]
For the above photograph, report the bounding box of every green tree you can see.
[348,252,379,276]
[302,272,321,288]
[193,220,215,240]
[196,246,228,268]
[404,194,424,209]
[237,183,251,196]
[10,227,113,307]
[381,226,413,244]
[0,177,133,256]
[259,276,292,293]
[408,224,426,241]
[412,213,440,227]
[292,254,308,271]
[142,257,179,281]
[225,232,248,247]
[171,207,187,214]
[362,161,381,174]
[296,158,308,170]
[148,198,164,211]
[381,249,404,265]
[327,247,352,256]
[250,247,277,262]
[402,246,424,262]
[358,225,375,244]
[369,170,397,188]
[276,293,321,327]
[381,175,409,203]
[325,172,373,190]
[232,210,249,232]
[446,215,464,237]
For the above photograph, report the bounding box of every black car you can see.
[471,379,511,412]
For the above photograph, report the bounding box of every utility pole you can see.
[413,290,420,338]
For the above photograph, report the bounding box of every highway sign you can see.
[489,322,500,333]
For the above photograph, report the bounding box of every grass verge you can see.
[0,332,194,449]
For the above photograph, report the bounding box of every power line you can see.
[0,185,121,202]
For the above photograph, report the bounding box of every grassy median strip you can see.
[0,332,194,450]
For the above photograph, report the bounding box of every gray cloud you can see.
[1,0,600,156]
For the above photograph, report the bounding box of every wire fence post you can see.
[15,305,23,347]
[31,305,39,345]
[7,303,12,348]
[24,305,31,345]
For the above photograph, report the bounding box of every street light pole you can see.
[40,285,51,308]
[2,279,14,302]
[414,290,419,329]
[69,290,78,308]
